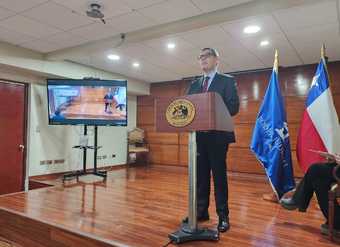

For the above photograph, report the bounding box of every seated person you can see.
[114,88,126,111]
[280,157,340,236]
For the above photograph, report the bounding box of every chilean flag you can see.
[296,56,340,173]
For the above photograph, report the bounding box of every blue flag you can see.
[250,53,295,199]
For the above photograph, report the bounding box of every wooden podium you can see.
[155,92,234,244]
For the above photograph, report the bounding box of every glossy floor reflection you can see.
[0,166,336,247]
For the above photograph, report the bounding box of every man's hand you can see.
[308,149,336,162]
[334,153,340,164]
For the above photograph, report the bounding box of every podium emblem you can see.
[166,99,195,127]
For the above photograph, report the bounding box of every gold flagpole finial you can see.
[274,49,278,72]
[321,44,326,59]
[321,43,331,85]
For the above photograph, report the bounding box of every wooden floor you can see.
[0,165,337,247]
[64,102,126,120]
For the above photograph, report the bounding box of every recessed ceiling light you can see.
[107,54,120,60]
[167,43,176,49]
[243,25,261,34]
[132,62,140,68]
[260,40,269,47]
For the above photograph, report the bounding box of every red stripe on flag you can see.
[296,110,327,173]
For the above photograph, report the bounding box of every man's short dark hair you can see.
[201,48,219,57]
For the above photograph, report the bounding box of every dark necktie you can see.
[202,76,210,92]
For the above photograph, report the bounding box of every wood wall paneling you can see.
[179,145,188,167]
[137,95,155,106]
[137,105,154,125]
[327,62,340,94]
[285,97,306,124]
[149,144,179,165]
[332,94,340,117]
[233,124,256,148]
[137,124,155,133]
[228,148,304,177]
[233,100,260,124]
[146,132,179,145]
[291,151,304,177]
[179,133,188,145]
[150,82,182,97]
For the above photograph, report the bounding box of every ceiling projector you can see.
[86,3,105,24]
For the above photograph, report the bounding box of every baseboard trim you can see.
[29,164,127,181]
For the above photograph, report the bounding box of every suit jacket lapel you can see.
[197,76,204,93]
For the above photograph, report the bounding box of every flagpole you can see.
[321,44,325,59]
[321,44,332,89]
[274,49,278,72]
[262,49,280,204]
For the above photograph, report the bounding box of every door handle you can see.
[19,144,25,151]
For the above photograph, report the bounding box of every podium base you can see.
[168,223,219,244]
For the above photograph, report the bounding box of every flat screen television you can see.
[47,79,127,126]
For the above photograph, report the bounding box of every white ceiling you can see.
[0,0,338,82]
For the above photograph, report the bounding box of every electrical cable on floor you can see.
[162,239,174,247]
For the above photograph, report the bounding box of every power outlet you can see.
[54,159,65,165]
[46,160,53,165]
[40,160,54,165]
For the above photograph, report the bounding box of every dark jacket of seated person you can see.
[280,161,340,233]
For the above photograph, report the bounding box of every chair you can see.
[127,128,150,166]
[328,164,340,242]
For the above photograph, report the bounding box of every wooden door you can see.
[0,81,27,194]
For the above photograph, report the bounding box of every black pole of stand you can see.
[92,125,107,179]
[63,125,107,182]
[83,125,88,172]
[94,125,98,173]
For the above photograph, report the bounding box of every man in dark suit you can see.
[184,48,239,232]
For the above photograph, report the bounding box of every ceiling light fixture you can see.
[132,62,140,68]
[167,43,176,49]
[243,25,261,34]
[107,54,120,60]
[260,40,269,47]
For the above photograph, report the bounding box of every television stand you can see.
[63,125,107,182]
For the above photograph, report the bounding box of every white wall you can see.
[28,84,137,176]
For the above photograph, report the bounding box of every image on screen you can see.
[47,79,127,126]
